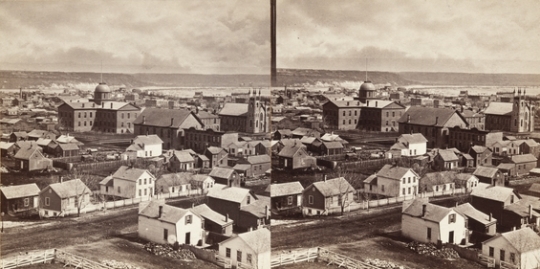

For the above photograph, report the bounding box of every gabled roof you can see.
[133,108,199,127]
[139,201,191,224]
[300,136,317,145]
[398,133,428,144]
[0,141,15,150]
[483,102,513,116]
[363,174,377,185]
[269,182,304,197]
[246,155,271,164]
[14,145,43,160]
[133,135,163,146]
[220,228,270,254]
[292,127,319,137]
[11,131,28,138]
[509,154,537,164]
[241,196,270,218]
[454,203,496,225]
[156,173,193,190]
[218,103,249,116]
[206,146,226,155]
[437,149,459,161]
[1,183,40,199]
[46,179,92,198]
[377,164,416,180]
[403,199,456,223]
[323,141,343,149]
[310,177,354,197]
[483,227,540,253]
[276,129,292,136]
[209,167,235,179]
[471,185,517,203]
[398,107,467,127]
[36,138,52,147]
[207,186,251,203]
[172,151,195,163]
[277,145,304,158]
[112,166,150,182]
[471,145,490,153]
[56,135,80,144]
[58,143,79,151]
[99,175,114,187]
[233,164,251,171]
[473,166,499,179]
[191,174,213,183]
[421,171,457,187]
[192,204,233,226]
[27,129,49,138]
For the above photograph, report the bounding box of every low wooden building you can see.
[268,182,303,215]
[0,183,40,216]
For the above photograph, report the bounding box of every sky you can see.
[0,0,270,74]
[277,0,540,74]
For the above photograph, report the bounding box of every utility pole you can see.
[271,0,277,87]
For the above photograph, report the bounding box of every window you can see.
[287,196,293,205]
[185,215,192,224]
[144,178,147,184]
[510,252,515,263]
[500,250,505,261]
[247,196,251,204]
[448,213,456,224]
[118,186,121,193]
[488,247,494,257]
[226,248,231,258]
[427,228,432,240]
[381,185,385,192]
[163,229,168,240]
[45,197,50,206]
[144,189,147,196]
[237,251,242,262]
[90,112,92,117]
[309,195,314,204]
[139,189,141,197]
[24,198,29,207]
[247,254,252,264]
[78,112,81,118]
[402,178,406,184]
[408,177,411,183]
[402,188,405,195]
[139,179,142,185]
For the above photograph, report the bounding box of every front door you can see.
[448,231,454,244]
[185,232,191,245]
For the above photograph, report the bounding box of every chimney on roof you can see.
[226,214,229,222]
[265,205,269,218]
[375,101,378,107]
[489,213,492,221]
[407,114,411,123]
[102,102,104,108]
[142,116,145,124]
[422,204,427,217]
[347,101,349,106]
[529,204,533,220]
[60,176,63,183]
[367,100,369,106]
[170,118,174,126]
[158,205,163,218]
[435,117,439,125]
[323,174,327,182]
[111,103,113,109]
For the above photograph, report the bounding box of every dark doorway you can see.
[185,232,191,245]
[448,231,454,244]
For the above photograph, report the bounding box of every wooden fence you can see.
[317,247,382,269]
[478,254,495,268]
[270,248,318,268]
[0,249,55,269]
[55,250,114,269]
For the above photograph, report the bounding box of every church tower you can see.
[246,89,268,134]
[511,88,533,133]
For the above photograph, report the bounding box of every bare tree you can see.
[329,165,363,216]
[68,169,96,217]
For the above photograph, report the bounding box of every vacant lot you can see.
[272,196,483,269]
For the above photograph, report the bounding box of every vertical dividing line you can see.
[271,0,277,87]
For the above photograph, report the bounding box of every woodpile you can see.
[406,242,460,260]
[102,260,142,269]
[365,258,407,269]
[143,242,197,260]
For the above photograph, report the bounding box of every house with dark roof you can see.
[321,141,344,156]
[194,109,221,131]
[1,183,40,216]
[500,195,540,231]
[138,200,203,245]
[133,108,203,150]
[39,178,92,217]
[218,228,271,269]
[155,172,194,197]
[481,227,540,269]
[55,143,80,157]
[391,133,428,157]
[402,198,467,244]
[267,182,304,214]
[363,164,419,198]
[126,134,163,158]
[207,185,258,229]
[0,141,16,157]
[168,150,196,171]
[528,183,540,198]
[302,177,355,216]
[238,195,270,232]
[420,171,457,193]
[218,92,269,134]
[504,154,538,176]
[300,136,323,155]
[469,145,493,167]
[9,131,28,142]
[483,92,535,133]
[277,144,317,170]
[208,167,240,187]
[234,155,271,178]
[273,129,292,140]
[14,144,52,171]
[99,165,155,199]
[398,107,469,148]
[473,166,504,186]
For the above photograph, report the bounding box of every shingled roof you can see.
[46,179,92,198]
[218,103,249,116]
[1,183,40,199]
[207,186,252,203]
[377,164,416,180]
[483,227,540,253]
[509,154,537,164]
[269,182,304,197]
[483,102,513,116]
[398,107,468,128]
[310,177,354,197]
[139,201,192,224]
[112,166,151,182]
[134,108,199,127]
[403,199,460,223]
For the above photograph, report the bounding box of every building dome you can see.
[95,82,111,93]
[360,81,376,91]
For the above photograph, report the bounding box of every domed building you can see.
[57,82,141,134]
[358,80,377,103]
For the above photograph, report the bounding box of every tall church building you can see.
[58,82,141,133]
[218,89,269,134]
[484,89,534,133]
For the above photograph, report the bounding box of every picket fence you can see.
[270,247,383,269]
[0,249,55,269]
[360,187,468,210]
[270,248,318,268]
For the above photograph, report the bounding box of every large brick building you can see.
[57,83,141,133]
[322,100,362,130]
[183,127,238,154]
[218,90,269,134]
[359,100,406,132]
[483,90,534,133]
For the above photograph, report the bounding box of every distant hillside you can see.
[276,69,413,87]
[0,70,270,89]
[276,69,540,87]
[399,72,540,86]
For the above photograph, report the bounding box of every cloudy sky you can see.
[0,0,269,74]
[277,0,540,74]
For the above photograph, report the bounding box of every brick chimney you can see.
[158,205,163,218]
[422,204,427,217]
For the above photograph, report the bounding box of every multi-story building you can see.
[459,109,485,130]
[322,100,362,130]
[183,127,238,154]
[447,126,503,153]
[195,109,221,131]
[219,90,269,134]
[133,108,204,150]
[57,83,141,133]
[484,90,534,133]
[359,100,406,132]
[358,81,377,103]
[398,107,469,149]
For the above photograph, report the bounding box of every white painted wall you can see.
[402,209,467,244]
[218,236,270,269]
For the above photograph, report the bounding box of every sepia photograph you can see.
[1,0,540,269]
